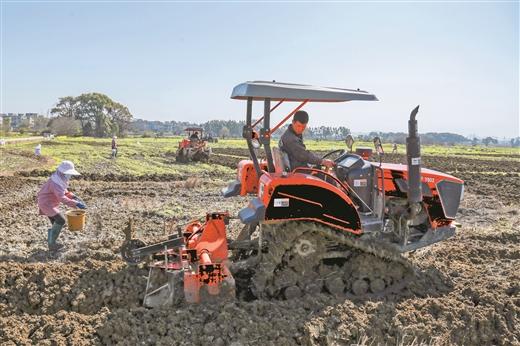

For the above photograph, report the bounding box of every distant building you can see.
[25,113,38,127]
[0,112,42,130]
[0,114,7,130]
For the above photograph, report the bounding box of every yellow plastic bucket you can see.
[66,209,86,231]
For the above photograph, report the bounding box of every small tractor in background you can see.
[176,127,212,163]
[122,81,465,306]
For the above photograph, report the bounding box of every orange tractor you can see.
[122,81,465,305]
[176,127,212,163]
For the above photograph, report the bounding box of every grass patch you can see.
[1,136,233,177]
[1,136,517,176]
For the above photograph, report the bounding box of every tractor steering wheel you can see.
[321,149,345,162]
[316,149,344,173]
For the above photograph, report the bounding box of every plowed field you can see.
[1,142,519,345]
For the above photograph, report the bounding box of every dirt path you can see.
[1,136,44,144]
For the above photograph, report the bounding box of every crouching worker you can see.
[37,160,85,250]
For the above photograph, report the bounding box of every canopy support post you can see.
[261,98,275,173]
[243,97,262,177]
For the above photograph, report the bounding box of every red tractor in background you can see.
[176,127,212,163]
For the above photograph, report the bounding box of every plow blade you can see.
[143,266,236,307]
[143,268,184,308]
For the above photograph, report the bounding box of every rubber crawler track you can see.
[235,222,416,300]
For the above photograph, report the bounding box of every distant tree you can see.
[83,122,94,136]
[20,118,32,129]
[49,117,82,136]
[338,127,351,139]
[482,137,498,146]
[33,116,50,132]
[18,127,30,135]
[421,133,468,145]
[51,93,133,137]
[111,122,120,137]
[203,120,244,138]
[1,117,11,134]
[17,118,32,134]
[110,105,132,135]
[368,131,381,140]
[472,137,479,146]
[51,96,79,118]
[219,126,230,139]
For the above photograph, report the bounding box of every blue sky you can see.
[1,1,518,138]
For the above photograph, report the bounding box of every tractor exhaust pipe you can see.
[406,105,422,216]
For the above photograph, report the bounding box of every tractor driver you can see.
[190,131,200,141]
[279,111,335,170]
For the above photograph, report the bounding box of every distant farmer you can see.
[392,143,398,154]
[279,111,335,170]
[190,131,200,141]
[111,136,118,158]
[37,161,85,250]
[34,143,42,158]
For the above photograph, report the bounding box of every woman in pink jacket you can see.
[38,160,86,250]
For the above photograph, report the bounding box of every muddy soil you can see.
[0,150,519,345]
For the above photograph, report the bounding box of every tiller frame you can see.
[122,212,235,306]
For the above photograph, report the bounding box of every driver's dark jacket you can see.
[279,125,322,169]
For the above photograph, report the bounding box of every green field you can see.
[1,136,518,177]
[0,136,232,177]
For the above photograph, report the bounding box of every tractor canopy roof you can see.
[231,81,378,102]
[184,127,203,132]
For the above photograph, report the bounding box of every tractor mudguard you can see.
[263,184,362,233]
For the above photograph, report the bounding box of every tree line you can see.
[135,119,352,140]
[133,119,520,146]
[358,131,469,145]
[3,91,517,146]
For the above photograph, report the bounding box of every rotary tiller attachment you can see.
[121,212,235,306]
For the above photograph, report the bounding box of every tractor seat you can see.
[272,147,291,173]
